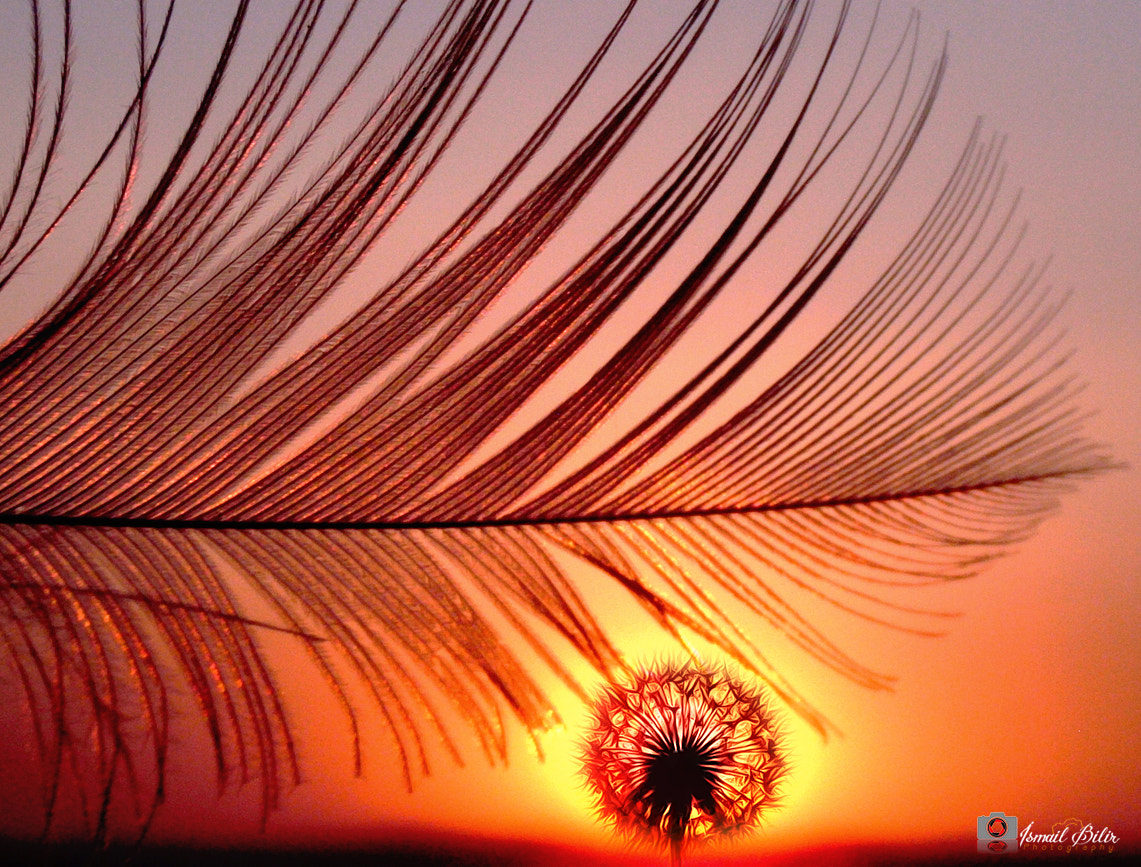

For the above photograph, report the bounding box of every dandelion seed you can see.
[581,662,787,865]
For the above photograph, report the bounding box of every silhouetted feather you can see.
[0,0,1109,843]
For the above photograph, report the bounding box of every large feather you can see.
[0,0,1108,842]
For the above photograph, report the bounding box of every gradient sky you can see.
[0,1,1137,862]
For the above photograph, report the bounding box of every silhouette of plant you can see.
[0,0,1109,844]
[581,662,787,865]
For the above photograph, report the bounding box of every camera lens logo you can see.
[977,812,1018,854]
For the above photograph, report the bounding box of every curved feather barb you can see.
[0,0,1109,843]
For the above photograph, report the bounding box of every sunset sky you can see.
[0,1,1137,863]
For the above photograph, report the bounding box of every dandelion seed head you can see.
[580,662,787,856]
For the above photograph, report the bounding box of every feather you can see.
[0,0,1109,842]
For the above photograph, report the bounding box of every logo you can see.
[1019,818,1120,853]
[978,812,1018,854]
[987,816,1008,838]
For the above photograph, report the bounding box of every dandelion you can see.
[581,662,787,864]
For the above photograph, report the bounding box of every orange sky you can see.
[0,1,1138,862]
